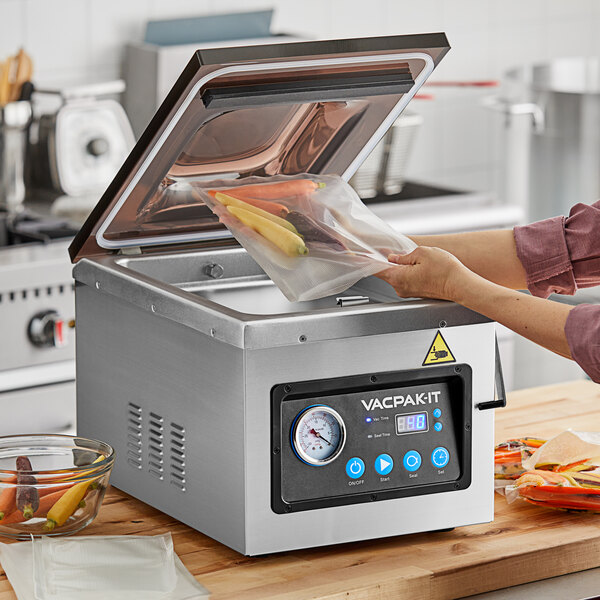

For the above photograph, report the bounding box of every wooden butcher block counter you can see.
[2,379,600,599]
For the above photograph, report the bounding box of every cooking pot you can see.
[487,58,600,221]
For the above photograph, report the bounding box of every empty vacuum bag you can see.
[32,533,177,599]
[197,174,416,302]
[0,534,209,600]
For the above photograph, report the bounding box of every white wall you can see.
[1,0,599,195]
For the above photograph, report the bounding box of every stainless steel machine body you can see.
[74,248,497,555]
[69,34,504,554]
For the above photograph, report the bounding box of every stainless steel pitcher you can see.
[0,101,32,214]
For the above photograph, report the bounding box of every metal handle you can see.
[477,334,506,411]
[336,295,370,307]
[482,96,545,133]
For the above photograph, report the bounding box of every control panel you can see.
[271,365,472,513]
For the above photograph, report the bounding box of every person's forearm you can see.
[454,273,573,359]
[410,230,528,290]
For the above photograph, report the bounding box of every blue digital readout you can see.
[395,411,428,435]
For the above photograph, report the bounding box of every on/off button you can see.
[346,457,365,479]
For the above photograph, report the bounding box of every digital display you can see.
[395,412,428,435]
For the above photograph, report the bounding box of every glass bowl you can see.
[0,434,114,539]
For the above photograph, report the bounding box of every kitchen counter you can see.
[1,379,600,599]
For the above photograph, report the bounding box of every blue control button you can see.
[346,457,365,479]
[431,446,450,468]
[402,450,422,472]
[375,453,394,476]
[434,422,443,432]
[433,408,442,418]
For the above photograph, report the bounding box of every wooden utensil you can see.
[0,60,11,107]
[9,49,33,103]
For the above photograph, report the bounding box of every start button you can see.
[375,453,394,476]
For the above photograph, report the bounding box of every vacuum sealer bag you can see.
[0,535,209,600]
[503,431,600,512]
[494,437,546,481]
[197,173,416,302]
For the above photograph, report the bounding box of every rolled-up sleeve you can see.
[514,201,600,382]
[565,304,600,383]
[514,200,600,298]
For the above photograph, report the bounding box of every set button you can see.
[402,450,421,472]
[431,446,450,468]
[346,457,365,479]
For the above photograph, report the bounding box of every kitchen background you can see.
[3,0,599,193]
[2,0,598,433]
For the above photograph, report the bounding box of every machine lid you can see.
[69,33,450,262]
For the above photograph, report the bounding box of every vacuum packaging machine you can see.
[69,33,505,555]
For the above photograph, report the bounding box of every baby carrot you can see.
[0,489,70,525]
[208,190,289,217]
[212,179,324,201]
[214,192,298,233]
[44,456,104,531]
[39,483,75,497]
[0,475,18,521]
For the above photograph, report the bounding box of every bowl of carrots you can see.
[0,434,114,539]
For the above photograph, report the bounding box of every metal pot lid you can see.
[69,33,449,262]
[506,58,600,95]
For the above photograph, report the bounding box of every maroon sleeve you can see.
[565,304,600,383]
[513,201,600,298]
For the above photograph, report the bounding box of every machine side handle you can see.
[477,334,507,410]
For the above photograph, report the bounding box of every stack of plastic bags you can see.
[495,431,600,512]
[0,533,209,600]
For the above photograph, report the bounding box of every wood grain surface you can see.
[1,379,600,599]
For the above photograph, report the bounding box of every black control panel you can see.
[271,365,472,514]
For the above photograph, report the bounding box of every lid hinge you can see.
[118,246,142,256]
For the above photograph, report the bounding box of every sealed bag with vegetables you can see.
[195,174,416,302]
[503,431,600,513]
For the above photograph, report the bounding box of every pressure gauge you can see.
[292,405,346,466]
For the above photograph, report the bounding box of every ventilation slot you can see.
[3,283,74,306]
[127,403,143,469]
[148,412,165,480]
[170,422,187,492]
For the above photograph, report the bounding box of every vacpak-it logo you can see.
[361,390,441,411]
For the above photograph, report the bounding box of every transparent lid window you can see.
[69,35,449,260]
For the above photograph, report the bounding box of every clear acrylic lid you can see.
[69,34,449,262]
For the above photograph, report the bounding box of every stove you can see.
[0,208,79,435]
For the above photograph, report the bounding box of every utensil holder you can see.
[350,112,423,199]
[0,101,32,214]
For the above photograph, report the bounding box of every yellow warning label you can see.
[423,331,456,366]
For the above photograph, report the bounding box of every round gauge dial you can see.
[292,406,346,466]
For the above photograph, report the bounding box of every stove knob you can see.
[86,137,109,157]
[28,311,67,348]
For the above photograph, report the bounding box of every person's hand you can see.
[376,246,474,301]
